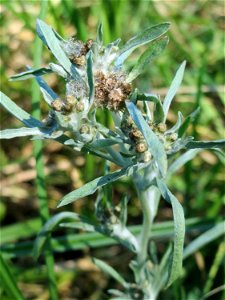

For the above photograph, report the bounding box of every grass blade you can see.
[0,253,25,300]
[183,221,225,259]
[1,218,214,258]
[203,242,225,295]
[32,3,58,299]
[86,50,94,104]
[33,212,81,259]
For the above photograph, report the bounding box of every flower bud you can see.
[63,95,76,112]
[79,124,90,134]
[142,151,152,162]
[75,101,85,112]
[169,133,178,141]
[157,122,167,133]
[130,128,143,140]
[148,121,154,130]
[135,142,148,153]
[51,99,63,112]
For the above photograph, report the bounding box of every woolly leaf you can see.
[186,140,225,149]
[166,112,184,134]
[127,37,169,82]
[93,258,128,287]
[0,92,42,128]
[163,61,186,122]
[115,22,170,67]
[10,68,53,81]
[36,19,81,81]
[57,163,144,207]
[156,179,185,287]
[168,149,201,176]
[49,63,68,78]
[0,127,46,139]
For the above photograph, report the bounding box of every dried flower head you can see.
[62,37,93,66]
[94,71,132,111]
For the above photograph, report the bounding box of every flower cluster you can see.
[6,20,188,161]
[94,71,132,111]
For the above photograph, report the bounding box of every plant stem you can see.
[132,168,160,298]
[31,1,58,299]
[137,188,154,265]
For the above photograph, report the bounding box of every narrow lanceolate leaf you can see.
[183,221,225,259]
[178,107,200,137]
[33,212,81,259]
[93,258,128,288]
[89,138,123,149]
[57,164,143,207]
[0,127,46,139]
[168,149,201,176]
[96,23,103,45]
[10,67,53,81]
[115,22,170,67]
[49,63,67,78]
[156,178,185,287]
[127,37,169,82]
[86,51,94,104]
[126,101,167,177]
[25,66,59,105]
[186,140,225,149]
[166,111,183,134]
[36,77,58,105]
[163,61,186,122]
[136,93,164,123]
[152,245,173,294]
[0,92,42,128]
[36,19,81,81]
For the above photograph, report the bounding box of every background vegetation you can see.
[0,0,224,299]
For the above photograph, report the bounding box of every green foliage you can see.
[1,1,224,299]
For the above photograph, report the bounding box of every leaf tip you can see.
[57,201,63,208]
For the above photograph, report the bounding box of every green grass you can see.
[0,0,224,299]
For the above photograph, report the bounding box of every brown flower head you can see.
[94,71,132,111]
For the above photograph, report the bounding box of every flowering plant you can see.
[1,19,224,299]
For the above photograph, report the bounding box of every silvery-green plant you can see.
[1,20,224,299]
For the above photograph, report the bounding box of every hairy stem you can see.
[132,168,160,298]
